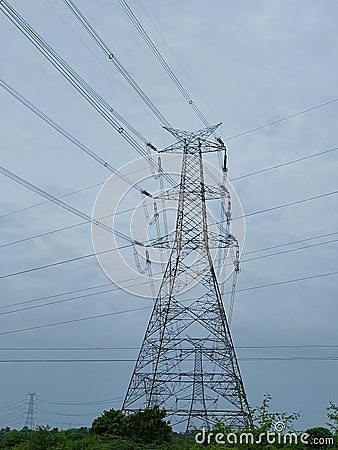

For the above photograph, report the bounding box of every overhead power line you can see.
[0,0,145,146]
[0,283,126,316]
[1,184,337,282]
[241,237,338,264]
[240,357,338,362]
[239,345,338,349]
[243,230,338,255]
[0,232,337,302]
[39,397,123,406]
[0,221,85,249]
[117,0,338,139]
[0,269,337,337]
[1,182,337,254]
[0,282,112,311]
[0,411,25,421]
[0,244,131,281]
[4,67,336,227]
[225,98,338,141]
[0,77,145,193]
[0,1,175,184]
[0,359,134,363]
[1,222,337,284]
[235,270,338,294]
[0,182,102,221]
[212,235,338,273]
[1,3,337,232]
[0,138,336,234]
[118,0,211,128]
[36,408,95,417]
[62,0,171,127]
[0,344,337,351]
[230,145,338,181]
[1,175,338,256]
[0,161,157,222]
[136,0,221,122]
[0,204,139,249]
[232,189,338,220]
[133,0,338,143]
[0,400,26,411]
[0,305,153,337]
[1,139,336,227]
[2,52,336,224]
[0,356,337,363]
[0,164,132,243]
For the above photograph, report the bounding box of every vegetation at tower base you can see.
[0,400,337,449]
[251,393,300,433]
[90,409,127,438]
[204,393,300,448]
[90,406,172,444]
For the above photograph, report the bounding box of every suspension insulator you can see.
[153,201,159,216]
[145,249,151,264]
[223,149,228,174]
[226,199,231,222]
[146,142,157,151]
[234,247,240,272]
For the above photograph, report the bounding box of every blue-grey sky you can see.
[0,0,338,431]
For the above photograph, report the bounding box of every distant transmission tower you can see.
[122,124,252,431]
[24,392,37,430]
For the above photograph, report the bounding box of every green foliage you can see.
[58,434,105,450]
[204,393,301,449]
[0,428,28,449]
[251,393,300,433]
[90,406,172,445]
[30,425,61,450]
[90,409,126,437]
[63,426,88,440]
[327,402,338,434]
[124,406,172,444]
[0,400,338,449]
[11,443,32,450]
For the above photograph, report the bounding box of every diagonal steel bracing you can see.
[122,124,251,431]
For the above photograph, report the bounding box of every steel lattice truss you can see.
[122,124,251,431]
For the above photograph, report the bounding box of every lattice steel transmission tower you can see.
[122,124,251,431]
[24,392,37,430]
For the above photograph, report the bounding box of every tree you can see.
[251,393,300,432]
[90,406,172,445]
[90,409,126,437]
[125,406,172,445]
[208,393,300,448]
[31,425,63,450]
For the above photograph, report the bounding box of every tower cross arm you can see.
[159,123,223,153]
[147,230,238,250]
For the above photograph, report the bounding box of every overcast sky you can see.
[0,0,338,431]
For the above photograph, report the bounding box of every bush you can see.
[90,409,126,438]
[90,406,172,445]
[125,406,172,445]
